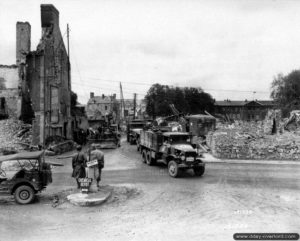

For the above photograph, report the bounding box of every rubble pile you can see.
[0,119,32,155]
[207,120,300,160]
[45,135,75,155]
[284,110,300,131]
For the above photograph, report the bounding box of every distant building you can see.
[86,92,118,128]
[72,104,88,131]
[118,98,147,120]
[214,100,276,121]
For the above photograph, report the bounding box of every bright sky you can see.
[1,0,300,104]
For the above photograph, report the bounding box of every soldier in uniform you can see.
[72,145,87,188]
[88,144,104,190]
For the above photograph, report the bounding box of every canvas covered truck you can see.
[139,131,205,178]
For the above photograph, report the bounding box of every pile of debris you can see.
[207,111,300,160]
[45,135,75,156]
[0,119,32,155]
[284,110,300,132]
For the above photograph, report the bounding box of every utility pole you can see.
[120,82,125,120]
[133,93,137,120]
[67,24,70,59]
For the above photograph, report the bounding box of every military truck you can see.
[127,119,152,144]
[139,130,205,178]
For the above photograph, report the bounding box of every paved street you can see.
[0,140,299,241]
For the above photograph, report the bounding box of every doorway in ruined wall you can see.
[64,122,67,139]
[0,97,8,119]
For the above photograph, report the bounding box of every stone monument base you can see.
[67,189,111,207]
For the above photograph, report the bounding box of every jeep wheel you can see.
[146,151,155,166]
[168,161,180,178]
[194,166,205,177]
[14,185,35,204]
[142,150,147,163]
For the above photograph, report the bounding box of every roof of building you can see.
[87,95,115,105]
[215,100,275,106]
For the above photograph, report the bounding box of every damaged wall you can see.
[0,88,19,118]
[0,65,19,117]
[26,4,72,145]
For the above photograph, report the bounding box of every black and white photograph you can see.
[0,0,299,240]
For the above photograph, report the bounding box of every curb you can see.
[67,190,112,207]
[203,159,300,165]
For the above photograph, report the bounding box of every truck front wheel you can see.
[168,161,180,178]
[194,166,205,177]
[146,151,155,166]
[14,185,35,204]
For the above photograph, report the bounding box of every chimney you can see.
[102,94,105,99]
[16,22,31,65]
[113,93,116,99]
[90,92,94,99]
[41,4,59,28]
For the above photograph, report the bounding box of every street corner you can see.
[66,184,141,207]
[201,153,224,163]
[67,188,112,207]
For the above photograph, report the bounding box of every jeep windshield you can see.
[1,159,39,171]
[0,159,39,179]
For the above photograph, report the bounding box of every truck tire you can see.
[168,161,180,178]
[142,150,147,163]
[146,151,155,166]
[194,166,205,177]
[14,185,35,204]
[129,137,134,145]
[137,141,140,152]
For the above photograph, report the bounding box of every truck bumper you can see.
[178,162,205,168]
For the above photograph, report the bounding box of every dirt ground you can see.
[0,139,299,241]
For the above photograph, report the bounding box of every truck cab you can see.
[140,131,205,177]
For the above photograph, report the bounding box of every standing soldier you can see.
[72,145,87,189]
[88,144,104,190]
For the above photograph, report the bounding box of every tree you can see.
[145,84,214,118]
[183,87,214,114]
[145,84,172,118]
[271,70,300,117]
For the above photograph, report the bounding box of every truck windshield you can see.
[129,123,144,129]
[169,135,190,143]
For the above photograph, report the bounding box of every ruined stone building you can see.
[0,65,19,119]
[0,4,72,145]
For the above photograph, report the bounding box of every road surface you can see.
[0,140,299,241]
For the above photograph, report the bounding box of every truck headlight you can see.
[180,154,185,161]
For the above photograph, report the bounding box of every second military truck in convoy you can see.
[139,130,205,178]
